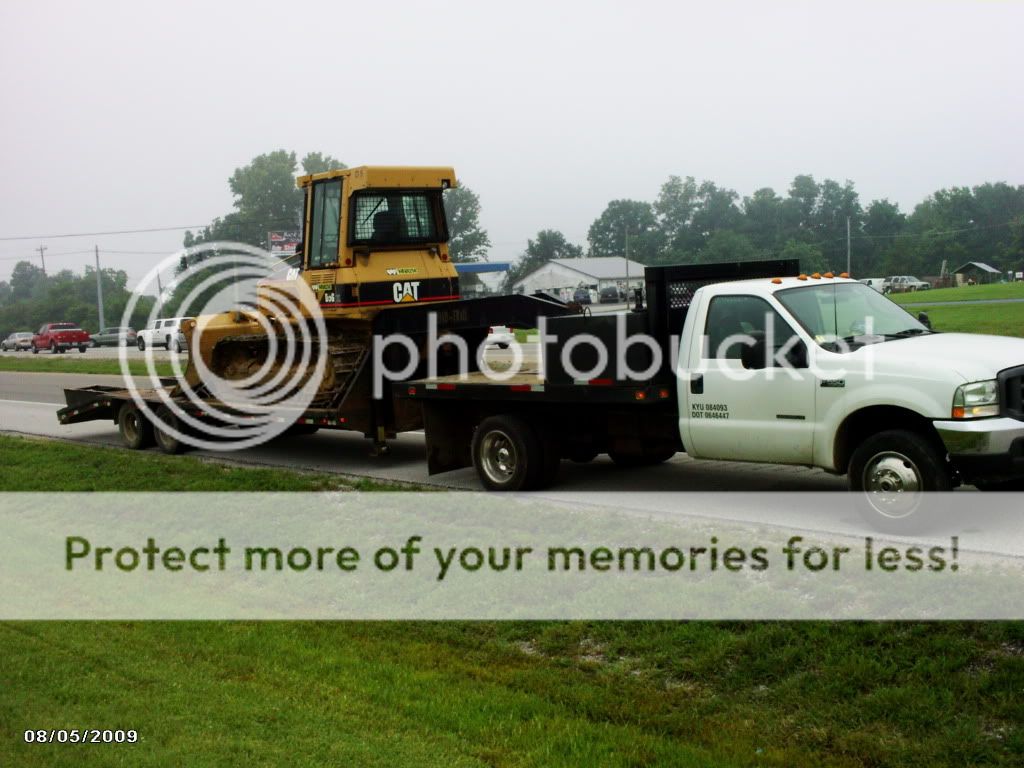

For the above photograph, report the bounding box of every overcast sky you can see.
[1,0,1021,285]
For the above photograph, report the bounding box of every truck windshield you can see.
[775,282,929,350]
[350,191,444,246]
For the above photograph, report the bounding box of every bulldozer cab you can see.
[293,166,460,318]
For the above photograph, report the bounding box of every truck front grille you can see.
[999,365,1024,421]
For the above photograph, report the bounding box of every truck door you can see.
[683,294,815,464]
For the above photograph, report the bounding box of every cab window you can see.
[308,179,342,268]
[349,191,444,246]
[704,295,798,360]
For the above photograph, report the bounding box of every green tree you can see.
[443,185,491,262]
[698,230,757,264]
[654,175,699,259]
[300,152,345,176]
[741,187,783,252]
[779,239,828,274]
[504,230,583,290]
[588,200,660,262]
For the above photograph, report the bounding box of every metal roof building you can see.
[511,256,647,296]
[954,261,1002,284]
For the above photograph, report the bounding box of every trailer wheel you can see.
[472,414,545,491]
[152,406,188,455]
[848,429,951,532]
[118,402,155,450]
[608,448,676,468]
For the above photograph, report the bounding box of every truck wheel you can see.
[50,342,58,354]
[472,414,545,491]
[79,345,87,353]
[608,448,677,468]
[848,430,951,531]
[118,402,155,450]
[152,406,188,455]
[32,344,39,354]
[137,338,146,351]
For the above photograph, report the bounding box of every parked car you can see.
[32,323,91,353]
[572,287,592,305]
[599,286,621,304]
[137,317,194,352]
[858,277,886,293]
[885,275,931,293]
[484,325,516,349]
[92,326,138,347]
[1,332,34,351]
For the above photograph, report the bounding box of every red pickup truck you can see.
[32,323,91,354]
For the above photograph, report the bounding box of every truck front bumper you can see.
[935,417,1024,482]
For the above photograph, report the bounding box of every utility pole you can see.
[624,226,630,300]
[846,216,851,276]
[37,245,47,274]
[94,246,106,332]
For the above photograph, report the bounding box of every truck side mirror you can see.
[917,311,932,330]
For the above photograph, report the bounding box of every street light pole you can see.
[846,216,851,276]
[94,245,106,332]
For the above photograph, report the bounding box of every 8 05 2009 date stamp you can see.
[23,729,138,744]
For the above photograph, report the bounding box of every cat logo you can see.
[392,281,421,303]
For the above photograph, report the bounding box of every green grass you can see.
[0,356,176,377]
[907,302,1024,338]
[2,620,1022,767]
[893,282,1024,305]
[0,435,399,492]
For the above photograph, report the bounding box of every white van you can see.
[137,317,194,352]
[858,277,886,293]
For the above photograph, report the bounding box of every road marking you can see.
[0,398,60,406]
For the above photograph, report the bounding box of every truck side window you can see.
[704,295,797,360]
[308,179,342,268]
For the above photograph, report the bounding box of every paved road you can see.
[0,370,843,495]
[9,371,1021,555]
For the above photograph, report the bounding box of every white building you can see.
[512,256,647,299]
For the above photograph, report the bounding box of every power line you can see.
[0,217,303,242]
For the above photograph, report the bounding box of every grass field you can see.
[1,437,1023,766]
[0,356,176,377]
[0,435,396,492]
[906,302,1024,338]
[892,282,1024,305]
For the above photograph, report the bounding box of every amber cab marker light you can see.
[824,272,834,278]
[840,272,849,278]
[771,277,782,284]
[798,274,808,281]
[811,272,821,279]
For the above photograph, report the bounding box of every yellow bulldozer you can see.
[173,165,568,452]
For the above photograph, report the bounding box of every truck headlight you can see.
[952,380,999,419]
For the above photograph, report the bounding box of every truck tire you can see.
[152,406,188,455]
[608,448,677,468]
[118,402,155,450]
[32,344,39,354]
[79,345,87,353]
[848,429,951,532]
[472,414,546,491]
[137,338,146,351]
[50,342,58,354]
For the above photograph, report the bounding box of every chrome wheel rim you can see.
[862,450,923,519]
[480,429,517,485]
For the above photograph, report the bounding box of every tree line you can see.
[507,176,1024,289]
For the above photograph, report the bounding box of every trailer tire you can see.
[472,414,545,491]
[848,429,951,532]
[118,402,155,450]
[152,406,188,455]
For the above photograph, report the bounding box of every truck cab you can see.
[677,275,1024,514]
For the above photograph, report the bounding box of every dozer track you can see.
[200,321,372,409]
